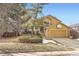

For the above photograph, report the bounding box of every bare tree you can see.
[0,3,26,37]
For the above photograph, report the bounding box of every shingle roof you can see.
[44,15,70,28]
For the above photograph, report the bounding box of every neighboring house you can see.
[43,15,70,38]
[69,23,79,39]
[70,23,79,32]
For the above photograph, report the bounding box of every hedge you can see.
[18,35,42,43]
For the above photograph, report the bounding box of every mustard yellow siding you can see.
[44,16,70,38]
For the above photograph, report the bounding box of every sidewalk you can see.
[0,49,79,56]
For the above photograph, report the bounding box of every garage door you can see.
[49,30,67,38]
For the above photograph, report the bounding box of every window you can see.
[44,20,51,26]
[56,24,62,29]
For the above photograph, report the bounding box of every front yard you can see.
[0,43,73,54]
[0,37,73,54]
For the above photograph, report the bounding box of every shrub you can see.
[37,33,43,38]
[18,36,30,43]
[18,35,42,43]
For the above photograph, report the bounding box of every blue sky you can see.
[26,3,79,25]
[43,3,79,25]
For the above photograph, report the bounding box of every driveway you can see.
[52,38,79,48]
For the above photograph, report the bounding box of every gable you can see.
[43,15,70,30]
[43,15,61,25]
[48,22,69,30]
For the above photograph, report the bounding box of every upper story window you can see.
[44,20,51,24]
[44,20,51,28]
[56,24,62,29]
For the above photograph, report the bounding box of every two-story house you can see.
[43,15,70,38]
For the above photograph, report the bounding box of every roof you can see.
[47,15,62,22]
[43,15,62,22]
[70,23,79,27]
[43,15,70,28]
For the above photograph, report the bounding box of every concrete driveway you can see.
[52,38,79,48]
